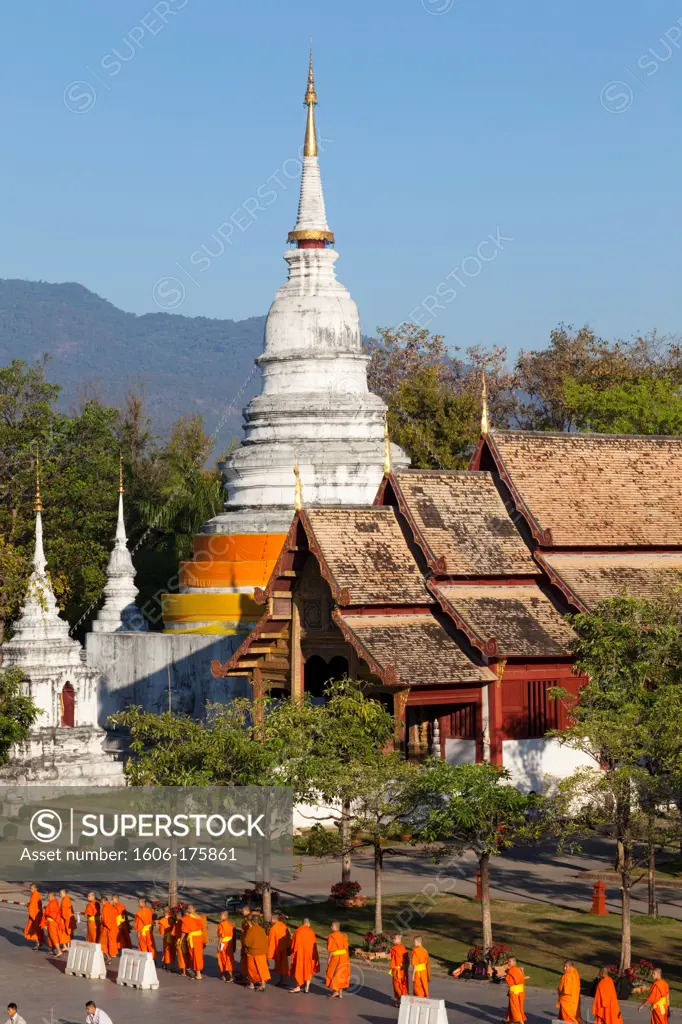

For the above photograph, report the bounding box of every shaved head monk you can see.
[158,905,177,972]
[267,912,291,985]
[593,966,623,1024]
[99,896,119,961]
[243,911,271,991]
[84,892,100,945]
[289,917,320,994]
[59,889,75,947]
[639,967,669,1024]
[390,934,409,1006]
[112,894,131,949]
[506,957,527,1023]
[326,921,350,999]
[412,937,430,998]
[134,899,156,957]
[181,903,205,980]
[44,891,64,958]
[217,910,236,983]
[557,960,583,1023]
[24,883,44,950]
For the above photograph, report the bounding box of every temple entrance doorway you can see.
[303,655,349,702]
[60,682,75,728]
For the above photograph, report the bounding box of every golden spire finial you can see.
[383,415,393,476]
[481,369,490,436]
[304,42,318,157]
[293,449,304,512]
[119,453,124,495]
[34,451,43,513]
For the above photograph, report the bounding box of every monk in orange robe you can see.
[181,904,205,980]
[412,937,431,998]
[173,912,187,975]
[59,889,76,946]
[267,912,291,984]
[134,899,156,956]
[24,883,45,950]
[326,922,350,999]
[44,891,64,957]
[99,897,120,961]
[289,917,320,994]
[557,960,583,1023]
[639,968,669,1024]
[84,892,100,944]
[506,957,527,1022]
[157,906,176,971]
[244,912,271,991]
[239,906,251,984]
[112,894,132,949]
[217,910,236,982]
[593,967,623,1024]
[390,934,409,1005]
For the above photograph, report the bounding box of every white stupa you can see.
[91,461,147,633]
[206,49,408,536]
[1,469,124,784]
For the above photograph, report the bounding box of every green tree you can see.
[388,368,479,469]
[0,666,41,763]
[412,760,538,950]
[552,595,682,970]
[563,375,682,435]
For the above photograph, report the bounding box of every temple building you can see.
[225,426,682,791]
[162,51,408,638]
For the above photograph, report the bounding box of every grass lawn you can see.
[280,894,682,1005]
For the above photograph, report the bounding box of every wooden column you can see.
[253,667,265,728]
[487,672,504,766]
[393,688,409,754]
[290,592,303,699]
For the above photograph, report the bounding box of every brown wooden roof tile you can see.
[539,551,682,611]
[388,470,538,576]
[487,431,682,548]
[335,611,495,687]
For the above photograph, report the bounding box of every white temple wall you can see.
[502,738,598,793]
[86,632,249,727]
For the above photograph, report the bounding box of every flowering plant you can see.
[330,881,362,900]
[630,960,655,985]
[486,944,512,966]
[467,945,486,964]
[363,931,394,953]
[241,887,280,907]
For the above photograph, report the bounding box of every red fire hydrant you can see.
[589,880,608,915]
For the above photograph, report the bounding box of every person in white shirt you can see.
[85,1002,113,1024]
[6,1004,27,1024]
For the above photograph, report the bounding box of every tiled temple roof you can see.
[383,470,538,576]
[483,431,682,548]
[335,611,495,687]
[538,551,682,612]
[431,582,576,658]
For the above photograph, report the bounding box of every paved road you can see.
[0,904,647,1024]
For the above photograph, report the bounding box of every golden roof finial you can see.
[34,451,43,513]
[383,415,393,476]
[293,449,304,512]
[119,452,124,495]
[304,42,318,158]
[481,369,490,436]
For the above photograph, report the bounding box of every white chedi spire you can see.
[91,466,147,633]
[11,503,71,645]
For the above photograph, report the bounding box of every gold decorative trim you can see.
[287,229,335,242]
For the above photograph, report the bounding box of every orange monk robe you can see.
[593,976,623,1024]
[412,947,431,998]
[290,924,320,986]
[181,913,205,973]
[113,902,132,949]
[557,966,582,1023]
[244,923,271,984]
[217,921,236,973]
[158,914,176,966]
[390,942,409,1000]
[134,907,156,956]
[84,901,100,944]
[59,896,76,944]
[239,917,251,977]
[24,890,45,946]
[100,902,120,958]
[44,898,64,951]
[506,966,527,1023]
[267,920,291,976]
[647,979,670,1024]
[173,917,187,971]
[326,931,350,991]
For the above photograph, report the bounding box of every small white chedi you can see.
[206,50,408,536]
[1,473,123,784]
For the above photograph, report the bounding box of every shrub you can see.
[330,880,362,900]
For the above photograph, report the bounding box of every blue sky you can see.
[1,0,681,362]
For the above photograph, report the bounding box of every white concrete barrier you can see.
[116,949,159,990]
[65,940,107,980]
[398,995,449,1024]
